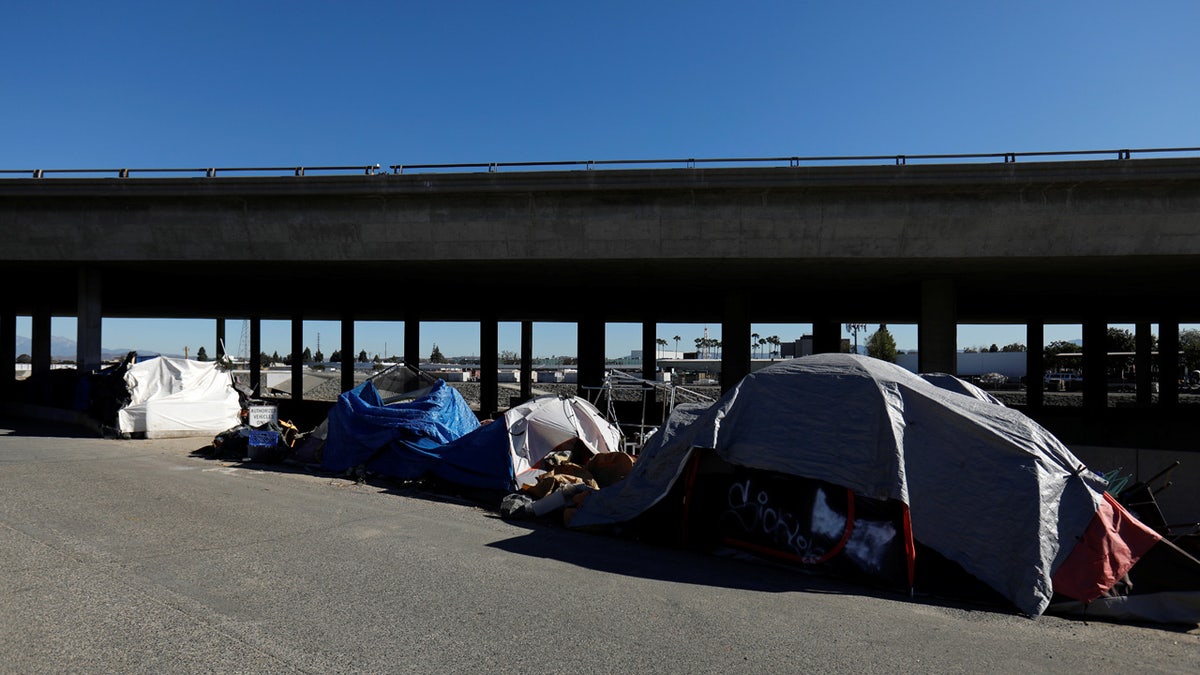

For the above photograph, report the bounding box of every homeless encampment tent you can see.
[321,384,623,492]
[116,356,242,438]
[320,379,481,481]
[437,394,625,491]
[569,354,1200,621]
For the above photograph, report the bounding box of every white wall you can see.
[896,351,1027,378]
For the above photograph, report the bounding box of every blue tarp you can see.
[320,379,486,483]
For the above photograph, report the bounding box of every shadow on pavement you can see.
[0,416,102,439]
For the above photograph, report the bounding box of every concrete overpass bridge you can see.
[4,149,1200,448]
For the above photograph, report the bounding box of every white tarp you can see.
[117,357,241,438]
[571,353,1109,617]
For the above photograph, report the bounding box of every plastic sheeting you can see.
[320,379,481,481]
[571,353,1112,617]
[116,356,241,438]
[919,372,1004,405]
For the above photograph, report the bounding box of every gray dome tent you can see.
[570,354,1171,618]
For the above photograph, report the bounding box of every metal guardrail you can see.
[0,165,382,179]
[4,147,1200,179]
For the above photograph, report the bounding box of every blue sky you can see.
[6,2,1199,358]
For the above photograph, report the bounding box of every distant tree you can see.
[498,349,519,364]
[302,347,312,362]
[1180,329,1200,372]
[373,354,382,364]
[1044,340,1081,370]
[656,337,668,358]
[271,350,280,364]
[769,335,781,358]
[962,346,979,354]
[1103,327,1139,369]
[314,349,324,362]
[330,350,343,363]
[16,353,31,364]
[866,324,897,363]
[1000,343,1027,352]
[196,346,208,362]
[430,344,446,363]
[259,351,273,366]
[751,332,761,358]
[673,335,681,356]
[989,344,999,353]
[1106,327,1137,353]
[358,349,368,363]
[845,323,868,354]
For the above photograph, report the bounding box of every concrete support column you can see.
[291,315,304,403]
[249,318,261,395]
[642,321,657,382]
[812,319,842,354]
[519,321,533,403]
[480,318,498,418]
[32,306,51,404]
[721,293,750,392]
[1159,318,1180,407]
[1135,322,1154,405]
[0,309,15,402]
[76,266,102,373]
[918,279,957,375]
[404,315,420,392]
[340,315,355,394]
[215,319,226,362]
[1025,320,1044,409]
[577,318,605,398]
[1081,317,1107,411]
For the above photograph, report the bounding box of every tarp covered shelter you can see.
[117,356,241,438]
[320,379,481,481]
[570,354,1176,618]
[437,394,624,490]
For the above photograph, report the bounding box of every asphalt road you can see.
[2,419,1197,674]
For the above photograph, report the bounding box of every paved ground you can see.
[2,419,1198,673]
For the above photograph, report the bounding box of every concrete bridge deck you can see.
[3,154,1200,448]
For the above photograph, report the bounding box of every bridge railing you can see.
[5,147,1200,178]
[0,165,382,179]
[389,147,1200,173]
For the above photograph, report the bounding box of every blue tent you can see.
[321,379,496,484]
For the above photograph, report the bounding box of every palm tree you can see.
[769,335,781,358]
[845,323,868,355]
[751,332,760,359]
[673,335,681,357]
[655,337,668,359]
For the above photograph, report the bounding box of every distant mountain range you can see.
[14,335,176,360]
